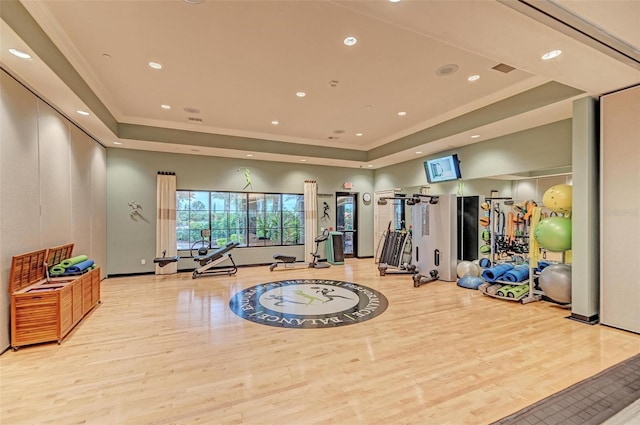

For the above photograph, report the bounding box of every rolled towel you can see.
[66,259,94,274]
[507,284,530,299]
[49,265,66,275]
[502,265,530,283]
[61,255,88,268]
[481,264,514,282]
[496,285,514,297]
[486,284,503,296]
[478,282,492,293]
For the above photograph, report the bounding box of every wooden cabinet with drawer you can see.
[9,244,101,350]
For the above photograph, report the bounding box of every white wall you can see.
[0,70,107,351]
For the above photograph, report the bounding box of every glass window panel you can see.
[190,192,209,210]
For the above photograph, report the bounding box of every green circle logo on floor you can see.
[229,279,388,328]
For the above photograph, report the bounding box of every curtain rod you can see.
[158,171,175,175]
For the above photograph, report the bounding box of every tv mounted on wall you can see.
[423,154,462,183]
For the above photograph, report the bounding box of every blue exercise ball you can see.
[457,275,485,290]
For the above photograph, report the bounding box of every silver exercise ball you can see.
[538,264,571,304]
[457,260,480,278]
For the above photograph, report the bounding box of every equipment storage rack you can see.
[8,243,101,350]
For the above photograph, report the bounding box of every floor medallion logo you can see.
[229,279,388,328]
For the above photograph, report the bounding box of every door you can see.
[336,193,357,258]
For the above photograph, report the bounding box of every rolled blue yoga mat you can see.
[479,258,492,268]
[66,259,94,273]
[481,264,514,282]
[502,265,530,283]
[536,261,551,272]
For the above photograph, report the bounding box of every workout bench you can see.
[192,242,239,279]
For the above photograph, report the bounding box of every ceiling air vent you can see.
[188,117,203,123]
[492,63,516,73]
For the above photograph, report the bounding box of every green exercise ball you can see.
[534,217,572,252]
[542,184,572,214]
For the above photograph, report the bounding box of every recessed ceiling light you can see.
[296,91,306,98]
[300,159,307,162]
[467,75,480,82]
[271,120,279,125]
[356,133,363,136]
[471,134,480,139]
[344,36,357,46]
[246,154,253,157]
[148,61,162,69]
[397,111,407,116]
[367,164,373,168]
[8,48,31,59]
[389,0,401,2]
[415,151,423,154]
[76,110,90,116]
[183,0,204,4]
[161,104,171,110]
[542,50,562,60]
[113,141,122,145]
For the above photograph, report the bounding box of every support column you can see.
[570,97,599,324]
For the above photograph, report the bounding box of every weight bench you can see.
[153,250,180,267]
[270,254,304,271]
[192,242,239,279]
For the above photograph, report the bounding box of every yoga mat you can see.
[536,261,551,272]
[486,284,503,295]
[49,265,66,275]
[503,265,530,283]
[66,259,94,273]
[481,264,514,282]
[61,255,88,268]
[479,258,492,268]
[478,282,492,293]
[496,285,514,297]
[507,284,530,298]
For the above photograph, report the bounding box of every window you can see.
[177,190,304,251]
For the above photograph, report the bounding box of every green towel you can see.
[61,255,88,268]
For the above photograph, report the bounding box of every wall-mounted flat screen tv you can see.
[424,154,462,183]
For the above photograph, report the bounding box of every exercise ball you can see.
[457,275,485,290]
[543,184,572,214]
[534,216,572,251]
[457,260,480,278]
[538,264,571,304]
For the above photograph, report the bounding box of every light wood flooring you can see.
[1,258,639,425]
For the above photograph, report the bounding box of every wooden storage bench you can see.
[9,243,101,350]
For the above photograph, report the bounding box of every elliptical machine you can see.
[309,229,330,268]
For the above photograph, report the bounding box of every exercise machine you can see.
[192,242,239,279]
[269,229,331,271]
[410,194,457,287]
[153,250,180,267]
[377,222,416,276]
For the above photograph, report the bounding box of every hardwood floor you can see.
[1,258,639,425]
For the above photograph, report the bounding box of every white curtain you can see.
[304,180,318,263]
[156,173,177,274]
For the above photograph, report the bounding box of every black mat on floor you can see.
[491,353,640,425]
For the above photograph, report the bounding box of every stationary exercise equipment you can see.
[270,229,331,271]
[326,231,344,265]
[154,250,180,267]
[377,223,415,276]
[538,263,572,304]
[410,194,457,287]
[192,242,239,278]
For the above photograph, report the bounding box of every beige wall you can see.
[0,71,107,351]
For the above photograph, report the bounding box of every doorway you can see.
[336,192,357,258]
